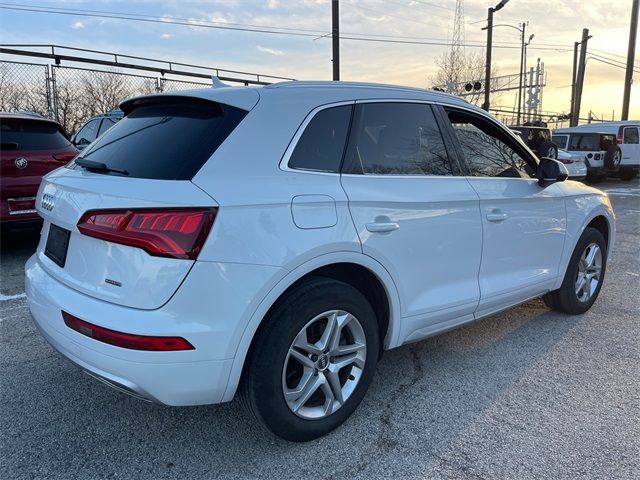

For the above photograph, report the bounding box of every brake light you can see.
[77,208,216,259]
[559,159,573,164]
[62,311,194,351]
[617,129,623,145]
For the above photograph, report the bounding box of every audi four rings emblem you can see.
[41,193,55,212]
[15,157,28,169]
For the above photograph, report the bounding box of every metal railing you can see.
[0,44,295,134]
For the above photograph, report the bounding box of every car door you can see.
[340,101,483,343]
[439,106,566,318]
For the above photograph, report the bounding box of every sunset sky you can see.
[0,0,638,121]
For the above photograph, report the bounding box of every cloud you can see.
[71,21,84,29]
[256,45,285,56]
[266,0,279,9]
[161,33,173,39]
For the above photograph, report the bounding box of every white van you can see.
[554,121,639,181]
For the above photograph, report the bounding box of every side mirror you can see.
[537,157,568,187]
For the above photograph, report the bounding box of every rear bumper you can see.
[25,254,284,406]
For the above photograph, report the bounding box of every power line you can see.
[0,3,574,51]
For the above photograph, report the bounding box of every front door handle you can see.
[366,221,400,233]
[486,209,508,222]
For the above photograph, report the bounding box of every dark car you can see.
[1,113,78,228]
[509,124,558,159]
[71,110,124,150]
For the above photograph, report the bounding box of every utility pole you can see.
[516,22,526,124]
[332,0,340,81]
[622,0,638,120]
[570,41,579,126]
[482,0,510,111]
[572,28,591,126]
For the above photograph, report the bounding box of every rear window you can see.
[0,120,70,150]
[73,99,247,180]
[568,133,615,151]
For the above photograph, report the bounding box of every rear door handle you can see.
[486,210,508,222]
[366,221,400,233]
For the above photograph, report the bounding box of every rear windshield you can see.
[73,99,247,180]
[568,133,615,151]
[0,120,70,151]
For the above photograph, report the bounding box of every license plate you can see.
[45,224,71,268]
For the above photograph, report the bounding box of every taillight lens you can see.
[594,153,602,160]
[77,208,216,259]
[559,159,573,164]
[62,311,194,351]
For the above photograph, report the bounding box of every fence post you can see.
[50,64,59,123]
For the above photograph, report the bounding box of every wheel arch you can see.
[221,252,402,402]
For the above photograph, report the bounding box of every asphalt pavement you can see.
[1,179,638,479]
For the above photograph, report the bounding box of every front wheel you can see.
[543,227,607,314]
[240,277,380,441]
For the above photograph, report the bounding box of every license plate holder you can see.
[44,224,71,268]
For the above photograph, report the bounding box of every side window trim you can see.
[440,106,539,176]
[341,101,460,177]
[280,101,356,175]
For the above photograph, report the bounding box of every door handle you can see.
[366,221,400,233]
[486,210,508,222]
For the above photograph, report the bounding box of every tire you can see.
[240,277,380,442]
[542,227,607,314]
[604,145,622,171]
[536,141,558,159]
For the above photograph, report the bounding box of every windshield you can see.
[75,99,247,180]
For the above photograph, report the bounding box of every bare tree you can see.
[430,50,499,106]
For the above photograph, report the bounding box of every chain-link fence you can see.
[1,57,254,135]
[0,60,51,117]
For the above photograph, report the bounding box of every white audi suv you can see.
[26,81,615,441]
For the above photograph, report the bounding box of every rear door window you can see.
[552,135,568,149]
[344,102,454,176]
[74,99,247,180]
[623,127,639,144]
[288,105,352,173]
[569,134,598,151]
[0,120,71,150]
[74,119,100,147]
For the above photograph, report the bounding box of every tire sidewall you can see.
[246,278,380,441]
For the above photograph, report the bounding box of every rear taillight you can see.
[62,311,194,351]
[559,159,574,164]
[77,208,216,260]
[594,153,602,160]
[617,129,623,145]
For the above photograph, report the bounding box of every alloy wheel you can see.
[575,243,602,302]
[282,310,367,420]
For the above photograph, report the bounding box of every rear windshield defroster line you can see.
[74,98,248,180]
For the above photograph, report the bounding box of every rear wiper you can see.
[75,158,129,175]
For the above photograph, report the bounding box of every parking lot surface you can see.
[1,180,639,480]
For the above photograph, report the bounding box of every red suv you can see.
[1,113,78,228]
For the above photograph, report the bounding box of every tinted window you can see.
[623,127,639,144]
[288,105,351,173]
[568,133,615,151]
[74,119,100,146]
[0,120,70,150]
[447,109,533,178]
[552,134,569,149]
[346,103,453,175]
[74,99,247,180]
[97,118,117,136]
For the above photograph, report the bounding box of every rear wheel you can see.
[240,277,380,441]
[604,145,622,172]
[536,141,558,159]
[543,227,607,314]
